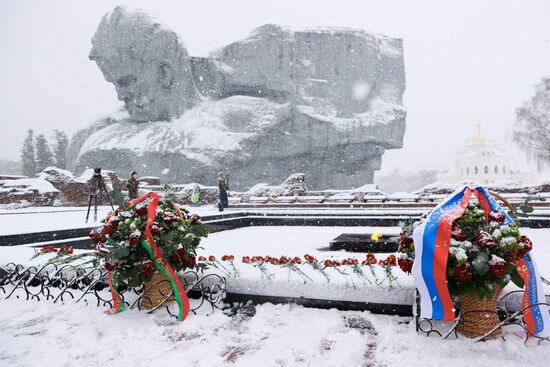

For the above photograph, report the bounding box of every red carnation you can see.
[489,261,507,277]
[384,255,397,266]
[221,255,235,261]
[454,263,473,282]
[108,216,120,230]
[198,256,206,262]
[41,245,57,253]
[104,260,118,271]
[59,244,74,255]
[519,235,533,254]
[475,231,496,249]
[488,210,506,224]
[400,236,413,249]
[101,223,115,235]
[163,213,177,225]
[208,255,216,261]
[140,260,156,277]
[183,254,196,269]
[304,254,316,263]
[398,258,413,274]
[135,205,147,216]
[150,222,161,235]
[129,232,141,246]
[279,256,289,264]
[451,224,465,241]
[242,256,251,264]
[363,253,377,265]
[89,229,105,244]
[189,214,201,225]
[323,259,333,267]
[291,256,301,264]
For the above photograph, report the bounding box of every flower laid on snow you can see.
[58,244,74,255]
[276,255,312,283]
[378,255,399,288]
[41,245,57,253]
[248,255,274,280]
[303,253,330,282]
[362,253,377,266]
[221,254,239,277]
[378,255,396,267]
[343,257,373,285]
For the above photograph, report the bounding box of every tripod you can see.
[86,168,114,223]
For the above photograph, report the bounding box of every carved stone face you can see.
[89,6,198,122]
[91,56,175,122]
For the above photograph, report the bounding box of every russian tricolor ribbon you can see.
[104,192,190,321]
[412,186,549,337]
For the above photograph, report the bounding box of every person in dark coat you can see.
[218,171,229,212]
[127,171,139,200]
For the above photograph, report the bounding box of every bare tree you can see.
[513,78,550,169]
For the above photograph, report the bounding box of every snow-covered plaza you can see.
[1,204,550,366]
[2,0,550,366]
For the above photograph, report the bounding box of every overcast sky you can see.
[1,0,549,177]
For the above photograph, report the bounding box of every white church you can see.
[437,126,533,185]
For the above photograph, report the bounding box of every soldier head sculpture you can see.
[72,6,407,189]
[89,6,198,122]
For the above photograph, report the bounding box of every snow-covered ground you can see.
[1,298,549,367]
[1,210,549,366]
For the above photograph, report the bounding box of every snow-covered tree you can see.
[52,129,69,169]
[513,78,550,168]
[35,133,54,172]
[20,129,36,176]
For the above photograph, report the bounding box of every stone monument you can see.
[69,6,406,189]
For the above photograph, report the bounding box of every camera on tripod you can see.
[86,166,114,222]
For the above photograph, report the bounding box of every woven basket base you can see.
[140,272,174,310]
[457,285,502,340]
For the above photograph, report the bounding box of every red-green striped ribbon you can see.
[104,192,190,321]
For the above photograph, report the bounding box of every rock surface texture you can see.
[71,6,407,190]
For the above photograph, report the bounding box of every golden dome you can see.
[464,124,494,145]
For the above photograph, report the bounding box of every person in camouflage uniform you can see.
[218,171,229,212]
[127,171,139,200]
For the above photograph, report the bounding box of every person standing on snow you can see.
[218,171,229,212]
[127,171,139,200]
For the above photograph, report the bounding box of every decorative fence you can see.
[0,263,226,318]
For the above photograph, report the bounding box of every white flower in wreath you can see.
[489,254,506,265]
[492,229,503,241]
[450,247,468,263]
[461,240,474,250]
[499,236,518,250]
[500,225,511,235]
